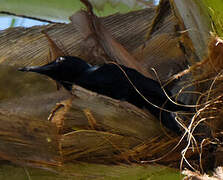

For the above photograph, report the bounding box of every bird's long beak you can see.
[18,63,55,75]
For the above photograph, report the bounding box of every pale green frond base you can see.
[0,162,181,180]
[203,0,223,37]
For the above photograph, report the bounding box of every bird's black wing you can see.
[121,67,170,105]
[74,64,132,100]
[75,64,185,112]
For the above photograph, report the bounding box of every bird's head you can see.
[18,56,91,83]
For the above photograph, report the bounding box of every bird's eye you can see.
[56,57,65,63]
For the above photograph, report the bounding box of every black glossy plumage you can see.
[19,56,188,133]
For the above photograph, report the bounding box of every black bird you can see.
[19,56,188,133]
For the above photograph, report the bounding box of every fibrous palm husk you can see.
[171,35,223,171]
[0,0,216,173]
